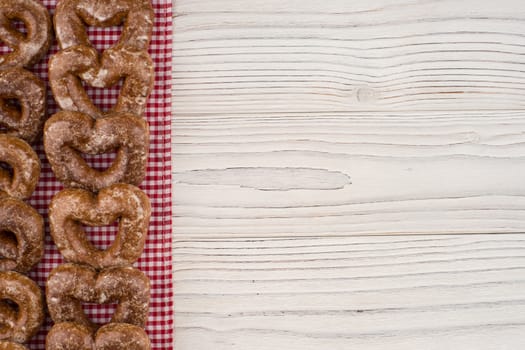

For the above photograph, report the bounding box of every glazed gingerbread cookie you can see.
[0,68,47,143]
[46,263,150,331]
[48,184,150,269]
[0,0,52,68]
[0,342,29,350]
[54,0,153,52]
[49,45,154,119]
[44,111,149,191]
[0,194,44,273]
[0,271,44,343]
[0,134,40,200]
[46,323,150,350]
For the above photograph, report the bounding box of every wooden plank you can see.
[173,110,525,237]
[173,0,525,114]
[174,234,525,349]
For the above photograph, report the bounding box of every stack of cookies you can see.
[0,0,51,348]
[43,0,156,348]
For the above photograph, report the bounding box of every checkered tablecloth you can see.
[0,0,173,349]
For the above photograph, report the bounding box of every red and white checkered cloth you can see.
[0,1,173,349]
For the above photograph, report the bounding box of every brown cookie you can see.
[0,134,40,199]
[0,195,44,273]
[0,0,52,68]
[0,271,44,343]
[46,323,150,350]
[49,45,154,119]
[44,110,149,191]
[0,68,47,143]
[46,264,150,331]
[48,184,150,269]
[54,0,154,52]
[0,342,29,350]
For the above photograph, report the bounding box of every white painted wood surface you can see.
[173,0,525,113]
[172,0,525,348]
[174,234,525,349]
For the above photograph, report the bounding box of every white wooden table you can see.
[172,1,525,348]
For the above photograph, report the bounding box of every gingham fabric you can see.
[0,1,173,349]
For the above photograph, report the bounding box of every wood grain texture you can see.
[174,234,525,349]
[173,110,525,237]
[172,0,525,348]
[173,0,525,114]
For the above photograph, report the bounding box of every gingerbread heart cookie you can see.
[0,342,29,350]
[0,271,44,343]
[46,264,150,331]
[54,0,154,52]
[46,322,150,350]
[48,184,150,269]
[0,0,52,68]
[49,45,154,119]
[0,68,46,143]
[44,110,149,191]
[0,195,44,273]
[0,134,40,199]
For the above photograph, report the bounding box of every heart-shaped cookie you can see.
[0,341,29,350]
[44,110,149,191]
[49,45,154,119]
[49,184,150,269]
[0,300,18,328]
[46,323,150,350]
[0,0,52,68]
[54,0,154,52]
[0,195,44,273]
[46,264,150,331]
[0,68,47,143]
[0,134,40,199]
[0,271,44,343]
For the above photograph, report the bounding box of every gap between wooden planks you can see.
[172,0,525,348]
